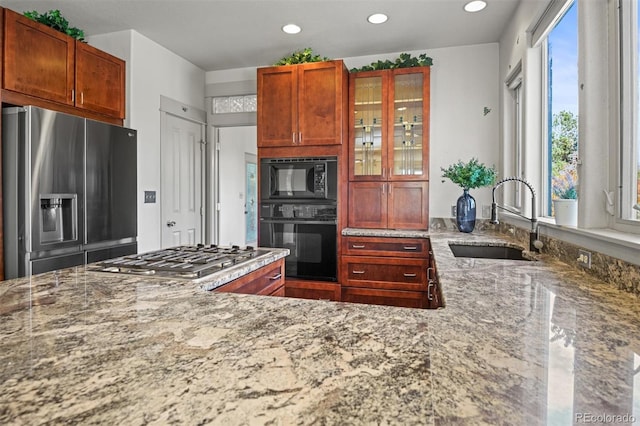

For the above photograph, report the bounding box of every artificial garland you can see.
[350,53,433,72]
[23,9,85,41]
[274,48,330,66]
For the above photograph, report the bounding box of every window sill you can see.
[500,214,640,266]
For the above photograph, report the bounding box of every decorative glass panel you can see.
[212,95,257,114]
[229,96,244,112]
[213,97,230,114]
[244,94,257,112]
[393,73,423,176]
[353,76,383,176]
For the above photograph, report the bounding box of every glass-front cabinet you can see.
[350,67,430,181]
[348,66,430,230]
[352,73,384,177]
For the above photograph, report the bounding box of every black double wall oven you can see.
[259,157,337,281]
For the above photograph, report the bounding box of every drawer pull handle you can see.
[352,244,366,249]
[352,270,366,274]
[427,267,435,281]
[269,273,282,280]
[427,281,434,301]
[403,273,417,278]
[403,246,418,250]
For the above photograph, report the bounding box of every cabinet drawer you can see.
[215,259,284,296]
[341,287,427,309]
[343,236,429,258]
[341,256,427,291]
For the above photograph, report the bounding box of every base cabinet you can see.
[341,287,427,309]
[340,236,442,309]
[285,279,340,301]
[348,181,429,229]
[215,259,285,296]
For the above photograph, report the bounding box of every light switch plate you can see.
[144,191,156,203]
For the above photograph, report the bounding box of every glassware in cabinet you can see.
[352,74,384,178]
[392,72,424,177]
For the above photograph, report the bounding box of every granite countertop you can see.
[1,234,639,424]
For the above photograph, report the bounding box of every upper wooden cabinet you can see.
[349,67,430,181]
[257,60,348,147]
[3,9,75,105]
[2,8,125,120]
[75,41,125,118]
[347,67,431,230]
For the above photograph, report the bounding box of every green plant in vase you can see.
[441,158,497,232]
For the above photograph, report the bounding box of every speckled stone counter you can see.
[1,233,639,425]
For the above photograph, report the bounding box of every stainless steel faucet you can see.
[490,177,542,252]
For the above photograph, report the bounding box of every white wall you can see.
[88,30,206,252]
[206,44,501,220]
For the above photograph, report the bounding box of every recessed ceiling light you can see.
[367,13,388,24]
[464,1,487,12]
[282,24,301,34]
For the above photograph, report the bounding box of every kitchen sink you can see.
[448,243,532,261]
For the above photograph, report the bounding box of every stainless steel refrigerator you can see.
[2,106,137,279]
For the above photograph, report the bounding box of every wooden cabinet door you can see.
[75,41,125,119]
[349,70,387,180]
[348,182,387,228]
[257,65,297,147]
[257,60,345,147]
[388,181,429,229]
[3,9,74,105]
[387,67,430,181]
[297,61,345,146]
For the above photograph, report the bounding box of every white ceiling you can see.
[2,0,533,72]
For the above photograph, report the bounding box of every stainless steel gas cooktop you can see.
[91,245,271,280]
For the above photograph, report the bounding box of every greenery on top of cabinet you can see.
[274,48,330,66]
[350,53,433,72]
[23,9,85,41]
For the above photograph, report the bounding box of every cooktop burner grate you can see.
[92,245,270,279]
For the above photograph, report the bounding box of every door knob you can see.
[167,220,176,227]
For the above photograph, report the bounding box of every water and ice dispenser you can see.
[39,194,78,244]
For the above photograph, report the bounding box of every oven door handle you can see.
[260,219,337,225]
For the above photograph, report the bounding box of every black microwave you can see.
[260,157,337,201]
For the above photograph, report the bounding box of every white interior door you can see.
[161,113,204,248]
[218,126,257,246]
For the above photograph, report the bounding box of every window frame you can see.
[504,65,524,211]
[618,0,640,227]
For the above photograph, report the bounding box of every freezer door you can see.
[30,252,85,276]
[85,242,137,264]
[28,107,85,254]
[85,120,137,244]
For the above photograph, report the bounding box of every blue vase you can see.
[456,189,476,233]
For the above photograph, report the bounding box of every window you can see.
[505,67,523,210]
[620,0,640,221]
[545,2,578,216]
